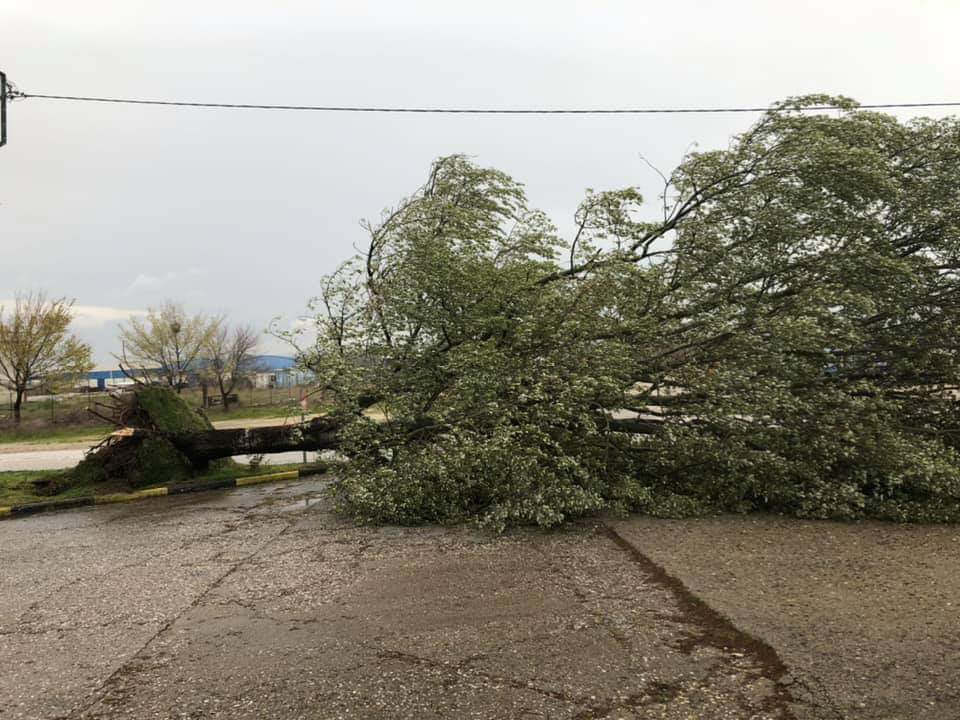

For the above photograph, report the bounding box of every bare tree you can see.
[0,292,93,422]
[202,324,259,411]
[117,301,220,393]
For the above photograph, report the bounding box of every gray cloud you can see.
[2,0,958,363]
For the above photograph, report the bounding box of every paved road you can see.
[2,481,958,719]
[0,448,87,471]
[0,448,311,471]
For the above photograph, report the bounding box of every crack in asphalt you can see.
[343,527,799,720]
[4,504,284,638]
[65,505,304,719]
[369,646,585,706]
[0,619,161,637]
[369,645,701,719]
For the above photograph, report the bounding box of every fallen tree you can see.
[287,97,960,528]
[57,97,960,527]
[55,385,657,493]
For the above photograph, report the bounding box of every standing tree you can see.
[118,302,220,393]
[201,323,259,411]
[0,292,93,422]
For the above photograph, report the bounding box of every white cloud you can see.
[127,273,173,291]
[69,304,147,328]
[0,300,145,328]
[126,267,206,293]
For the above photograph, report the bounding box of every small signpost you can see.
[299,392,308,463]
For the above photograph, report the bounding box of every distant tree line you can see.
[0,296,261,422]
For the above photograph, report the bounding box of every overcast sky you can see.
[2,0,959,364]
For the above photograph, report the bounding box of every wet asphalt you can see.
[1,479,957,719]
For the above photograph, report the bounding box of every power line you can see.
[8,89,960,115]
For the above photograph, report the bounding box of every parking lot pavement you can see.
[5,478,958,720]
[1,480,796,720]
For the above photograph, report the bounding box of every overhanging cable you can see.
[10,91,960,115]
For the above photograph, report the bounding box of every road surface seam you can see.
[601,523,802,719]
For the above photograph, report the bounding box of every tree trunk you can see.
[219,379,230,412]
[13,388,24,423]
[606,417,663,435]
[166,415,345,465]
[161,414,664,467]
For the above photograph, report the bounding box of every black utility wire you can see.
[10,90,960,115]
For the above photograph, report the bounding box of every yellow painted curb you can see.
[95,487,169,505]
[236,469,299,486]
[135,487,169,499]
[1,469,308,521]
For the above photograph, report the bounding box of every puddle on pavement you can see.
[275,495,325,512]
[252,484,328,513]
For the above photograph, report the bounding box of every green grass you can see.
[0,425,110,446]
[202,403,310,421]
[0,463,306,507]
[0,470,121,506]
[0,471,56,505]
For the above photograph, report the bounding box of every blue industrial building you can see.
[84,367,154,390]
[82,356,312,391]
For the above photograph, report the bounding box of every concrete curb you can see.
[0,469,303,521]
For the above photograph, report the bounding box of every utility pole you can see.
[1,70,7,147]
